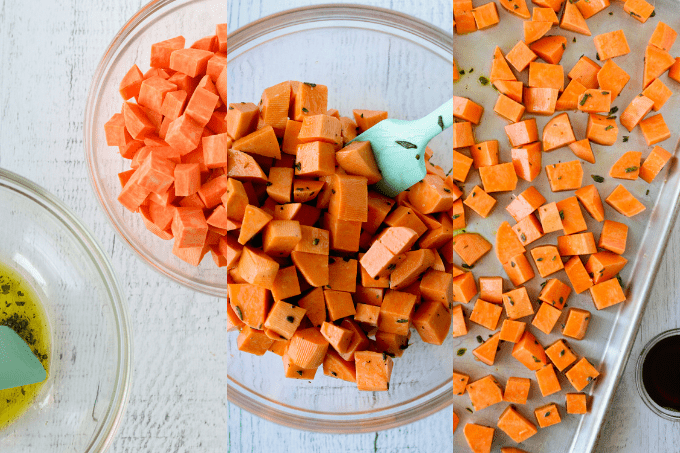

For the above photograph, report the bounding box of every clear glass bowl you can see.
[0,168,131,452]
[227,5,454,433]
[84,0,229,297]
[635,328,680,421]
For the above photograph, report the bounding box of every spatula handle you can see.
[412,98,454,141]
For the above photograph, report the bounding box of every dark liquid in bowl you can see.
[642,335,680,412]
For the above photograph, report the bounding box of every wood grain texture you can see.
[227,1,453,452]
[0,0,227,452]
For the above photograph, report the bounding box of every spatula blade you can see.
[0,326,47,391]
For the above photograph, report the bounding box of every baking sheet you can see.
[453,2,680,451]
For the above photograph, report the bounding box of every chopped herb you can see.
[331,371,337,376]
[438,115,445,131]
[605,125,614,131]
[520,233,527,242]
[469,68,474,73]
[545,411,551,417]
[596,53,600,61]
[559,210,565,220]
[511,261,516,268]
[396,140,417,149]
[560,349,565,357]
[540,281,547,289]
[651,9,656,17]
[625,166,639,173]
[537,257,544,262]
[623,136,629,142]
[462,263,474,270]
[457,348,467,356]
[616,274,623,286]
[443,187,451,193]
[396,319,409,323]
[479,76,489,86]
[303,82,317,88]
[559,297,564,304]
[459,69,465,75]
[452,214,460,220]
[630,10,640,17]
[579,93,592,106]
[294,162,301,171]
[415,154,420,160]
[476,335,483,344]
[552,255,557,261]
[302,107,309,113]
[562,43,566,50]
[266,181,273,187]
[646,189,650,196]
[286,316,295,323]
[296,370,303,376]
[228,106,234,110]
[608,106,619,117]
[235,306,243,320]
[360,113,364,118]
[609,11,613,15]
[532,356,540,362]
[466,407,473,413]
[508,297,515,306]
[591,174,605,183]
[312,238,320,246]
[573,37,576,43]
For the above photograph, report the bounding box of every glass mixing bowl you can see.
[84,0,228,297]
[0,168,131,452]
[227,5,454,433]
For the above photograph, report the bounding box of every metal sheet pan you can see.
[453,3,680,451]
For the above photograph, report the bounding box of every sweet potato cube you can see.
[379,290,417,335]
[503,286,534,319]
[473,332,501,366]
[470,299,503,331]
[535,363,561,397]
[322,348,357,382]
[354,350,393,391]
[565,357,600,391]
[419,269,453,306]
[237,326,274,356]
[479,276,503,303]
[500,319,526,343]
[291,251,329,287]
[412,300,451,345]
[463,424,494,453]
[504,377,531,404]
[479,162,518,192]
[228,283,271,330]
[264,300,306,340]
[320,321,353,353]
[287,327,329,369]
[512,331,547,370]
[640,146,672,183]
[408,174,454,214]
[537,202,563,233]
[452,233,492,265]
[545,339,578,371]
[451,304,468,337]
[354,303,380,326]
[297,288,326,328]
[530,245,563,277]
[556,196,587,235]
[503,253,535,287]
[452,272,478,303]
[599,220,627,254]
[467,375,504,411]
[590,277,626,310]
[464,185,496,218]
[324,289,356,321]
[532,302,562,335]
[506,186,546,222]
[497,406,538,443]
[566,393,588,414]
[605,184,645,217]
[453,371,470,396]
[535,403,561,428]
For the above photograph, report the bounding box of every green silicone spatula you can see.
[0,326,47,391]
[350,98,454,197]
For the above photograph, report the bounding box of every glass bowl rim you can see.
[226,3,453,433]
[83,0,230,297]
[635,327,680,421]
[0,167,133,451]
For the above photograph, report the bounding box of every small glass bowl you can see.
[227,4,454,433]
[84,0,228,297]
[635,328,680,421]
[0,168,132,452]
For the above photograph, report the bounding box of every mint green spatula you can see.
[0,326,47,391]
[350,98,453,197]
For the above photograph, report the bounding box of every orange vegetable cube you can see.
[497,405,538,443]
[535,403,561,428]
[565,357,600,391]
[535,363,561,397]
[545,339,578,371]
[503,377,531,404]
[563,307,592,340]
[467,375,504,411]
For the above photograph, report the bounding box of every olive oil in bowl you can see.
[0,262,51,430]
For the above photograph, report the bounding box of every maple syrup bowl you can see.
[636,328,680,421]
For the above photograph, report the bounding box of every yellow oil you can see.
[0,261,51,430]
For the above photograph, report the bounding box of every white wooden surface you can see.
[0,1,228,452]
